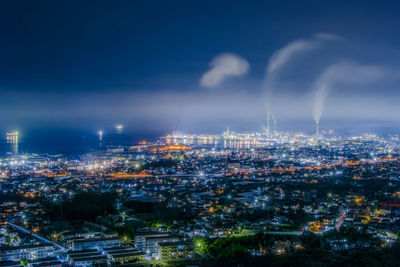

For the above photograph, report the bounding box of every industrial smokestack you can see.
[272,113,277,133]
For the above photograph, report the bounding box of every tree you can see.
[193,237,209,254]
[61,191,117,221]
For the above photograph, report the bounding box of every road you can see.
[7,222,66,250]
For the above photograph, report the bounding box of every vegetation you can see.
[142,159,178,169]
[198,235,400,267]
[113,224,136,241]
[124,200,194,224]
[59,191,117,221]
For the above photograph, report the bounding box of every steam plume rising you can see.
[264,39,317,112]
[271,113,277,131]
[266,40,318,76]
[263,33,343,114]
[200,53,249,88]
[313,60,385,123]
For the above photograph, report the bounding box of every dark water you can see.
[1,119,399,156]
[0,128,164,156]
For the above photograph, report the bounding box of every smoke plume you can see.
[313,60,385,123]
[263,33,344,114]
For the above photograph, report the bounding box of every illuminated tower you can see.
[266,112,270,136]
[315,121,319,140]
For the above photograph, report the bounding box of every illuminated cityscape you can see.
[1,129,400,265]
[1,1,400,266]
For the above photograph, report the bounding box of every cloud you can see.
[200,53,250,88]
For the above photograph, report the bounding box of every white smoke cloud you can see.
[266,39,318,75]
[200,53,250,88]
[264,34,344,114]
[267,33,344,75]
[313,33,345,41]
[313,60,386,123]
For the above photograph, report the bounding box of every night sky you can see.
[1,0,400,138]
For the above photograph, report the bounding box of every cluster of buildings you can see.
[1,131,400,265]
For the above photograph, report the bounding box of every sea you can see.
[1,120,399,156]
[0,128,164,156]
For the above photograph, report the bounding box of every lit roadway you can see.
[6,222,66,250]
[154,173,225,178]
[233,229,304,237]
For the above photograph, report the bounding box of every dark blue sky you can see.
[1,0,400,136]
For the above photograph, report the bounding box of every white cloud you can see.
[200,53,250,88]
